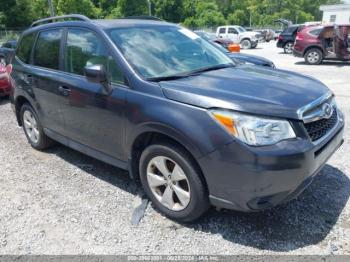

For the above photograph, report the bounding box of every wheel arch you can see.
[128,127,204,184]
[14,95,32,126]
[303,45,324,57]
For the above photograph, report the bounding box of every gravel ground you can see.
[0,42,350,255]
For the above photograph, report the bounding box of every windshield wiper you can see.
[147,63,234,82]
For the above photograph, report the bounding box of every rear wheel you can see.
[304,49,323,65]
[284,42,294,54]
[139,143,209,222]
[20,103,54,150]
[241,39,252,50]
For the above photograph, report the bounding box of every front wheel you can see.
[304,49,323,65]
[284,42,294,54]
[241,39,252,50]
[139,143,210,222]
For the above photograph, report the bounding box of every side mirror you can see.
[84,64,112,95]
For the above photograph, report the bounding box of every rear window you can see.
[16,33,36,64]
[283,26,298,35]
[34,29,62,70]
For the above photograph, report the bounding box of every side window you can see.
[34,29,62,70]
[310,29,322,36]
[16,33,36,64]
[65,28,124,84]
[228,28,238,34]
[3,42,11,48]
[219,28,226,34]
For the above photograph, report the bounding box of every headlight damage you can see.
[211,109,296,146]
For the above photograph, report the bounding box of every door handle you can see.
[58,85,71,96]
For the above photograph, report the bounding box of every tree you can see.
[153,0,184,23]
[118,0,148,17]
[57,0,101,18]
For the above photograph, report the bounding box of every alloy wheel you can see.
[146,156,191,211]
[285,43,293,54]
[23,110,40,144]
[307,51,320,64]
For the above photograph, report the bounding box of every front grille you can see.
[304,109,338,142]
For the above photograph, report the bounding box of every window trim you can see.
[62,26,127,87]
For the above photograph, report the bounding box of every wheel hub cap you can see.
[23,110,40,144]
[147,156,190,211]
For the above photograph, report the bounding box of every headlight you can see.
[210,109,296,146]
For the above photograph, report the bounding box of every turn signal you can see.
[212,113,238,136]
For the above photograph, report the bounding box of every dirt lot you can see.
[0,41,349,255]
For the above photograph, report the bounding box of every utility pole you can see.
[48,0,55,17]
[147,0,152,16]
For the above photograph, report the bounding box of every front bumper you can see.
[198,118,344,212]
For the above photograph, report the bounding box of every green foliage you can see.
[0,0,344,28]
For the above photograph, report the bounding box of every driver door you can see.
[227,27,239,43]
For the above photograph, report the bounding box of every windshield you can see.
[238,26,246,33]
[109,25,233,79]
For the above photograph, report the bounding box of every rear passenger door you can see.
[31,28,67,135]
[59,28,127,160]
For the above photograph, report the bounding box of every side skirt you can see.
[44,128,128,171]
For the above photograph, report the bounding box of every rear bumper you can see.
[198,118,344,212]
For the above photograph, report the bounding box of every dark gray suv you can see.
[11,15,344,222]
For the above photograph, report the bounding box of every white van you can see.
[216,26,260,49]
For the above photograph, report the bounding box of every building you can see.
[320,3,350,24]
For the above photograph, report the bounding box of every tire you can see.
[241,39,252,50]
[284,42,294,54]
[20,103,54,150]
[139,142,210,222]
[304,48,323,65]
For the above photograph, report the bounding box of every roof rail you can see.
[123,16,162,21]
[30,14,91,28]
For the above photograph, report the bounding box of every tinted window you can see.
[34,29,62,70]
[309,29,322,36]
[330,15,336,23]
[2,42,11,48]
[219,28,226,34]
[228,28,238,34]
[65,28,124,84]
[16,33,36,64]
[283,26,298,35]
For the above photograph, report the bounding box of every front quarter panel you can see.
[125,87,233,159]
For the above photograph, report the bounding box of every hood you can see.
[160,66,330,120]
[214,38,233,45]
[228,53,274,67]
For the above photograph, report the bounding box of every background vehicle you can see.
[294,24,350,65]
[277,25,300,54]
[0,64,11,97]
[255,29,275,42]
[195,31,275,68]
[216,25,259,49]
[194,31,240,52]
[11,15,344,223]
[0,40,17,65]
[274,30,283,40]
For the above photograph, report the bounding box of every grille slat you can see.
[304,110,338,142]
